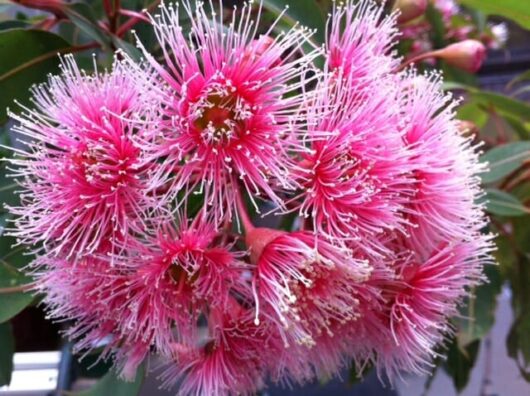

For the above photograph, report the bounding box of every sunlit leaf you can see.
[460,0,530,30]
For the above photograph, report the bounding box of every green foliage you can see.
[443,338,481,392]
[62,3,112,48]
[481,188,530,216]
[479,142,530,184]
[456,265,502,346]
[262,0,326,45]
[0,29,70,124]
[460,0,530,30]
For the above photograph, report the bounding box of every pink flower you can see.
[398,73,487,253]
[366,239,491,379]
[107,216,248,353]
[294,75,414,256]
[245,226,371,348]
[7,57,159,259]
[131,1,318,222]
[36,214,249,380]
[327,0,399,80]
[159,303,270,396]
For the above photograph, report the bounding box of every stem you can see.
[116,0,160,37]
[110,0,121,33]
[235,188,254,233]
[0,283,34,295]
[396,50,442,72]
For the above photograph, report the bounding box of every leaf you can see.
[460,0,530,30]
[262,0,326,45]
[443,338,480,392]
[0,29,70,124]
[480,189,530,217]
[425,2,446,49]
[456,265,502,346]
[470,91,530,123]
[111,36,142,61]
[0,233,34,323]
[0,20,30,31]
[76,364,146,396]
[457,102,488,128]
[0,321,14,386]
[503,114,530,140]
[479,142,530,184]
[62,2,111,48]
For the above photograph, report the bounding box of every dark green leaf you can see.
[480,188,529,217]
[63,3,111,48]
[460,0,530,30]
[111,36,142,61]
[262,0,326,45]
[0,20,30,31]
[456,265,502,346]
[0,29,70,124]
[0,321,14,386]
[425,2,446,49]
[76,364,146,396]
[443,338,480,392]
[479,142,530,184]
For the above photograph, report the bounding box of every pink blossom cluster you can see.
[400,0,507,62]
[6,0,493,394]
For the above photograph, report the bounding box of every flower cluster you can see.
[6,0,493,394]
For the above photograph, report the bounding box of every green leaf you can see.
[503,114,530,140]
[262,0,326,45]
[471,91,530,123]
[0,279,33,324]
[457,102,488,128]
[460,0,530,30]
[111,36,142,62]
[479,142,530,184]
[456,265,502,346]
[0,29,70,124]
[480,188,530,217]
[0,321,14,386]
[77,364,146,396]
[0,233,33,323]
[0,20,30,31]
[425,2,446,49]
[63,3,111,48]
[443,338,480,392]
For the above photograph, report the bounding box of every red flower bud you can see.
[436,40,487,73]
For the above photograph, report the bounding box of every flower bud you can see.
[436,40,487,73]
[393,0,428,24]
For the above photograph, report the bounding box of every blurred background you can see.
[1,0,530,395]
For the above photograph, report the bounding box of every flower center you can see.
[192,91,252,147]
[72,139,138,191]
